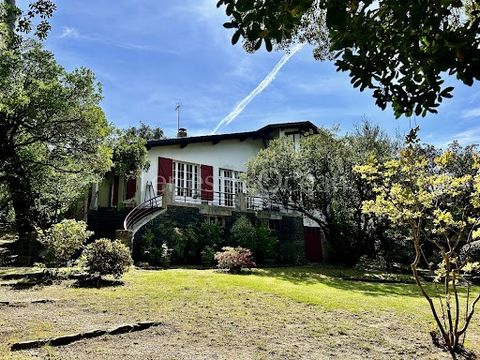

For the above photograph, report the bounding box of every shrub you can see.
[39,219,93,267]
[255,226,278,263]
[136,223,181,266]
[137,220,226,266]
[230,216,256,250]
[214,246,256,273]
[201,245,216,266]
[197,222,224,249]
[229,217,278,263]
[81,239,133,278]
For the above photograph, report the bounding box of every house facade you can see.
[88,121,325,263]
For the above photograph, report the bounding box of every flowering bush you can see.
[214,246,256,273]
[39,219,93,267]
[81,239,133,278]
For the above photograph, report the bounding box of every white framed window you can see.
[218,168,244,207]
[173,161,200,198]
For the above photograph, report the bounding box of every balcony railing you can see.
[171,187,292,213]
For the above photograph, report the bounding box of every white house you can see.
[88,121,324,263]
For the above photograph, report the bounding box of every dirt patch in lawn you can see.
[0,269,478,360]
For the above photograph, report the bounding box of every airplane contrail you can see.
[211,43,305,134]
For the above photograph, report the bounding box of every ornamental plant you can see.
[81,239,133,279]
[214,246,256,273]
[230,216,278,263]
[39,219,92,267]
[354,128,480,356]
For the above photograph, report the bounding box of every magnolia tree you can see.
[354,128,480,355]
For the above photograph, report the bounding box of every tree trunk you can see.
[4,161,42,265]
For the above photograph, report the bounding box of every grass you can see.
[0,266,479,359]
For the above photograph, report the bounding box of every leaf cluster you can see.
[218,0,480,117]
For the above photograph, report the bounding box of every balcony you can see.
[166,186,292,214]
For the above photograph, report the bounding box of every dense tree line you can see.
[246,122,480,269]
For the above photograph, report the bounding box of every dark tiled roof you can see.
[146,121,317,149]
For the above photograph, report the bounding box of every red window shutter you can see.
[157,157,173,195]
[112,175,120,206]
[126,178,136,199]
[201,165,214,201]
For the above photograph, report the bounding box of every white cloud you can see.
[59,26,80,39]
[462,107,480,119]
[57,26,177,54]
[426,127,480,148]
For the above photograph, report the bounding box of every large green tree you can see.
[0,1,111,264]
[111,123,165,179]
[217,0,480,118]
[245,124,395,263]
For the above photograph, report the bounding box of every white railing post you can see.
[235,192,247,211]
[163,183,175,206]
[90,182,99,210]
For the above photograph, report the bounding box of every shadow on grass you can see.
[253,266,429,298]
[72,276,124,288]
[10,278,56,290]
[9,271,61,290]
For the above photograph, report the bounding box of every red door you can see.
[126,178,137,200]
[112,175,120,206]
[157,157,173,195]
[304,227,323,262]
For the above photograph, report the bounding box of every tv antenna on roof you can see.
[175,102,181,131]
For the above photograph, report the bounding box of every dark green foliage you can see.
[230,216,278,263]
[111,123,165,179]
[135,219,225,266]
[201,245,216,266]
[254,226,278,263]
[217,0,480,118]
[81,238,133,278]
[138,221,181,266]
[111,130,149,179]
[1,0,56,47]
[124,122,165,141]
[230,216,256,249]
[194,222,225,258]
[0,41,111,263]
[246,121,395,266]
[276,240,304,265]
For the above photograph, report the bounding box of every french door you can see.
[173,161,200,198]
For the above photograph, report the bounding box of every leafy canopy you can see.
[0,40,112,231]
[217,0,480,118]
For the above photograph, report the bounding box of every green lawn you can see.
[0,266,479,359]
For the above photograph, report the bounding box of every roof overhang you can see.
[146,121,318,149]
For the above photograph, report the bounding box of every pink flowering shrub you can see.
[214,246,256,273]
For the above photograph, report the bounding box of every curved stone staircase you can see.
[123,196,167,235]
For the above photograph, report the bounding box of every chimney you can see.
[177,127,187,138]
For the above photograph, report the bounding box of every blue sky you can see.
[25,0,480,145]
